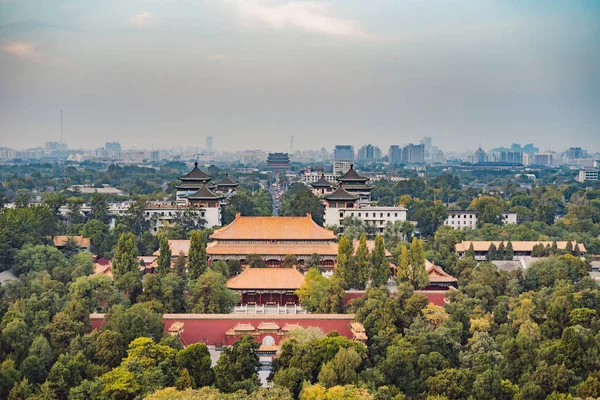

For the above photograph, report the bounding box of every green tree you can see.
[486,243,497,262]
[173,252,187,278]
[409,238,429,290]
[13,244,68,276]
[334,236,354,288]
[355,233,370,290]
[213,336,260,393]
[157,234,172,276]
[246,254,265,268]
[187,270,239,313]
[317,347,362,388]
[176,343,214,388]
[397,245,410,283]
[187,231,207,280]
[282,254,296,268]
[280,187,325,225]
[504,241,514,260]
[104,303,164,345]
[370,235,389,287]
[112,232,139,280]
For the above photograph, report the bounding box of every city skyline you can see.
[1,1,600,152]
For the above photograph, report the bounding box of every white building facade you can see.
[325,205,407,234]
[444,210,517,229]
[577,169,599,183]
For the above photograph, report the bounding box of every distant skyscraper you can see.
[289,136,294,154]
[357,144,382,161]
[533,153,553,165]
[388,145,402,165]
[421,137,432,151]
[567,147,583,159]
[474,147,486,163]
[105,142,121,159]
[401,144,425,164]
[334,145,354,161]
[206,136,213,151]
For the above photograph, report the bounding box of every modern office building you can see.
[334,145,354,161]
[576,169,599,183]
[388,145,403,165]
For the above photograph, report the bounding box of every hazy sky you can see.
[1,0,599,153]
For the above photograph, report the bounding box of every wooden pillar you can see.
[280,292,283,306]
[259,292,262,305]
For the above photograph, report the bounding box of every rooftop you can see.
[456,241,587,253]
[187,184,223,200]
[338,164,369,182]
[324,186,359,201]
[311,174,333,188]
[425,260,457,284]
[53,235,90,248]
[211,214,336,241]
[180,162,211,182]
[226,267,305,290]
[207,242,339,256]
[216,173,238,187]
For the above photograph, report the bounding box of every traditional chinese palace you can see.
[226,267,305,307]
[207,214,339,272]
[173,162,239,228]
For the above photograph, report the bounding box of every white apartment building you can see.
[300,170,337,184]
[325,205,408,234]
[576,169,599,183]
[444,210,517,229]
[333,161,352,176]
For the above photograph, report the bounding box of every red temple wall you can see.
[164,316,355,346]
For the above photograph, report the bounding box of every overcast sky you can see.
[1,0,599,153]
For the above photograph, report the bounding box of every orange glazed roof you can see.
[226,268,305,290]
[425,260,457,283]
[207,242,339,256]
[153,240,193,257]
[53,235,90,248]
[211,214,336,241]
[456,241,587,253]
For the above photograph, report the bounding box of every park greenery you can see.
[0,163,599,398]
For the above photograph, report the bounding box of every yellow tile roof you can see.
[211,214,336,241]
[207,242,339,256]
[226,268,305,290]
[53,235,90,248]
[456,241,587,253]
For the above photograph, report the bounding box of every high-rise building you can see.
[357,144,382,161]
[289,136,294,154]
[206,136,213,151]
[334,145,354,161]
[533,153,553,165]
[402,144,425,164]
[474,147,486,163]
[567,147,583,160]
[388,145,403,165]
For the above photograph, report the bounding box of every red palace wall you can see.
[163,314,356,346]
[89,313,356,347]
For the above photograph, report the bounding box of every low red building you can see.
[226,267,304,306]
